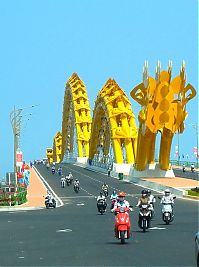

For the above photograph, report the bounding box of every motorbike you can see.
[182,166,186,172]
[51,168,55,175]
[114,207,131,244]
[97,199,107,214]
[58,169,62,176]
[148,202,155,219]
[61,178,66,188]
[191,166,195,173]
[74,184,80,193]
[158,196,176,224]
[66,176,71,186]
[45,197,56,208]
[138,204,151,232]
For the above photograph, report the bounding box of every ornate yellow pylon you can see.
[131,61,196,170]
[89,79,137,164]
[53,131,62,163]
[46,148,53,164]
[61,73,92,161]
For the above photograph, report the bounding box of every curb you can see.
[33,166,64,208]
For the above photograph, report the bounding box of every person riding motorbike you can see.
[191,163,195,172]
[102,182,109,196]
[147,189,156,217]
[110,190,118,201]
[45,191,55,205]
[136,189,151,228]
[160,189,175,206]
[182,164,186,172]
[112,191,132,238]
[74,179,80,190]
[112,191,131,212]
[60,175,66,187]
[96,192,107,212]
[58,167,62,176]
[68,172,73,183]
[51,165,55,174]
[136,189,150,207]
[46,162,50,169]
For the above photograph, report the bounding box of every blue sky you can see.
[0,0,198,178]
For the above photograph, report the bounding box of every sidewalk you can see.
[20,167,47,208]
[0,168,47,211]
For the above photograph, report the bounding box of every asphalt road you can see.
[173,168,199,181]
[0,163,198,266]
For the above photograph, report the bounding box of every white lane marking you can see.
[56,229,72,233]
[8,220,12,223]
[77,203,85,206]
[33,166,64,207]
[18,257,25,259]
[61,196,95,199]
[149,227,166,230]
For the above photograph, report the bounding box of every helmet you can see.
[164,189,170,195]
[147,189,151,195]
[113,190,116,194]
[75,179,78,181]
[142,189,147,196]
[118,191,126,197]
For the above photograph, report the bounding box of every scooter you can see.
[66,176,71,186]
[114,207,131,244]
[97,199,107,214]
[51,168,55,175]
[45,197,56,208]
[61,178,66,188]
[74,184,80,193]
[191,166,195,173]
[182,166,186,172]
[158,196,176,224]
[138,204,151,232]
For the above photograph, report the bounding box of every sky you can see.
[0,0,198,178]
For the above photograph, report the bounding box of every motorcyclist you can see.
[112,191,131,212]
[74,179,80,189]
[58,166,62,176]
[191,163,195,172]
[46,162,50,169]
[136,189,150,207]
[112,191,131,238]
[182,164,186,172]
[110,190,118,201]
[45,191,54,205]
[60,175,66,187]
[160,189,175,216]
[51,165,55,174]
[102,182,109,195]
[147,189,156,217]
[160,189,175,205]
[96,192,107,211]
[68,172,73,182]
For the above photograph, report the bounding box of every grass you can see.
[187,187,199,197]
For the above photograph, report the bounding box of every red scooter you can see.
[114,207,131,244]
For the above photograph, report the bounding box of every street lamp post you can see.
[10,105,37,176]
[192,124,198,168]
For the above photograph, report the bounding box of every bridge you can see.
[46,61,196,177]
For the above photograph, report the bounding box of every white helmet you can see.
[164,189,170,195]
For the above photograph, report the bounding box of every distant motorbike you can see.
[74,184,80,193]
[191,166,195,173]
[138,204,151,232]
[61,178,66,188]
[66,176,71,186]
[51,168,55,175]
[182,166,186,172]
[45,197,56,208]
[97,199,107,215]
[158,196,176,224]
[114,207,131,244]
